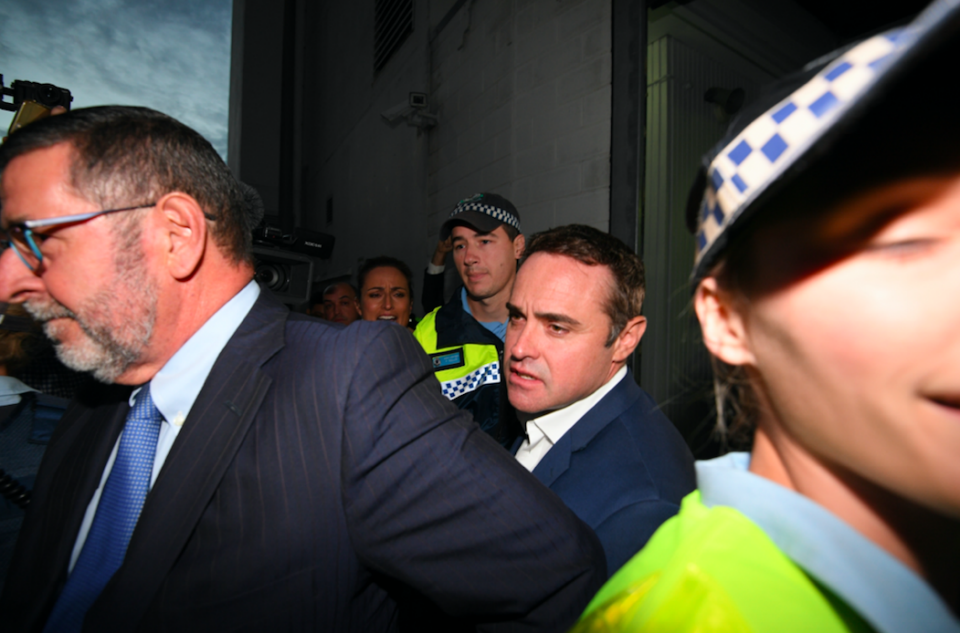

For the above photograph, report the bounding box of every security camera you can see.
[409,92,427,109]
[407,111,438,129]
[381,100,413,125]
[381,92,435,127]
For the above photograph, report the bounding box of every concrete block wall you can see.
[427,0,613,245]
[283,0,613,309]
[297,0,433,302]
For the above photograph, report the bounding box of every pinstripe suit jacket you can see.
[0,290,605,632]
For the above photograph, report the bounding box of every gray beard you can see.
[24,255,157,384]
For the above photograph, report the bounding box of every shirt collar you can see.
[697,453,959,633]
[132,280,260,425]
[0,375,38,405]
[460,287,507,341]
[525,365,627,445]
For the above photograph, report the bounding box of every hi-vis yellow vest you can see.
[413,308,501,402]
[572,491,874,633]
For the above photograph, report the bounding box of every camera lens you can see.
[255,262,290,292]
[37,84,62,108]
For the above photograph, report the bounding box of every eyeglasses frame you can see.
[2,204,157,271]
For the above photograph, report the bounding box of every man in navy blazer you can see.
[505,225,696,577]
[0,107,605,632]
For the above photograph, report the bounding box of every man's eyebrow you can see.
[506,302,524,317]
[534,311,580,326]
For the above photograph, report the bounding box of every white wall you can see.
[427,0,613,241]
[298,0,433,298]
[290,0,616,309]
[232,0,835,336]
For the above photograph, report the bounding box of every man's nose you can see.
[507,321,534,360]
[0,247,44,303]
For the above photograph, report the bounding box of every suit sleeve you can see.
[339,324,606,631]
[594,500,681,577]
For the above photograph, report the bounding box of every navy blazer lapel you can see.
[532,371,644,488]
[532,432,574,488]
[90,290,288,628]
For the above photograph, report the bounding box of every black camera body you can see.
[0,75,73,112]
[252,246,315,306]
[252,227,335,307]
[253,225,335,260]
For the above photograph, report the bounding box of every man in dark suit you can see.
[0,107,605,632]
[505,225,696,577]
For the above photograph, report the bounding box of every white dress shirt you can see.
[514,365,627,472]
[68,281,260,573]
[0,375,38,406]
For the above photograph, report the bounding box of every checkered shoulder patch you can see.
[439,362,500,400]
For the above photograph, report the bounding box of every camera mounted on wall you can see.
[380,92,437,129]
[1,75,73,137]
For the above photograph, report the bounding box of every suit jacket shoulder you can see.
[532,372,696,576]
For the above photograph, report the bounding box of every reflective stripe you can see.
[415,305,503,402]
[439,361,500,400]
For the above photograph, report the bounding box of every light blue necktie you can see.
[43,385,162,633]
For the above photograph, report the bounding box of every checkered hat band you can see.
[439,362,500,400]
[451,202,521,231]
[695,28,913,266]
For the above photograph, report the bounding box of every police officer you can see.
[414,193,524,448]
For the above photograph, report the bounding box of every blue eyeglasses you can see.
[1,204,156,272]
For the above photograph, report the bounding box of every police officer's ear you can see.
[513,234,525,260]
[694,276,756,367]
